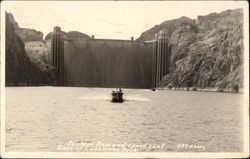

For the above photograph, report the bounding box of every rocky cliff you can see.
[24,41,52,71]
[6,13,54,75]
[44,31,90,40]
[5,12,55,86]
[9,12,91,72]
[137,8,243,92]
[7,14,44,42]
[15,28,43,42]
[24,30,90,72]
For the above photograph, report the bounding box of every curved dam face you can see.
[63,39,153,88]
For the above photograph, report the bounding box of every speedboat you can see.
[111,88,124,102]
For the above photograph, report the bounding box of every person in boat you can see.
[119,88,123,93]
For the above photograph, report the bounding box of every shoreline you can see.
[157,87,243,93]
[5,86,244,93]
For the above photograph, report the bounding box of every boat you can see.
[111,88,124,102]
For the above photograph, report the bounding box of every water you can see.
[5,87,244,152]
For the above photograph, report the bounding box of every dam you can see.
[51,26,172,89]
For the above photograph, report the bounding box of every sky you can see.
[2,1,248,40]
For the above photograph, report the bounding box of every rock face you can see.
[27,30,91,72]
[44,31,90,40]
[44,31,66,41]
[6,13,51,74]
[65,31,91,40]
[28,30,90,72]
[7,14,44,42]
[24,41,52,71]
[137,16,197,42]
[6,12,19,28]
[7,12,91,82]
[137,8,243,92]
[5,12,55,86]
[15,28,43,42]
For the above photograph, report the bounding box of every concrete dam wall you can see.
[51,27,171,89]
[64,39,153,88]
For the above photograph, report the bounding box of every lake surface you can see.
[5,87,244,152]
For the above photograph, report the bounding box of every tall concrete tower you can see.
[152,29,172,89]
[51,26,64,86]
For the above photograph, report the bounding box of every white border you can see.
[243,0,249,157]
[1,0,6,157]
[0,1,249,158]
[1,152,250,158]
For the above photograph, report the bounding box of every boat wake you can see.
[77,94,150,102]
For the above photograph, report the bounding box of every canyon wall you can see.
[5,12,54,86]
[137,8,244,91]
